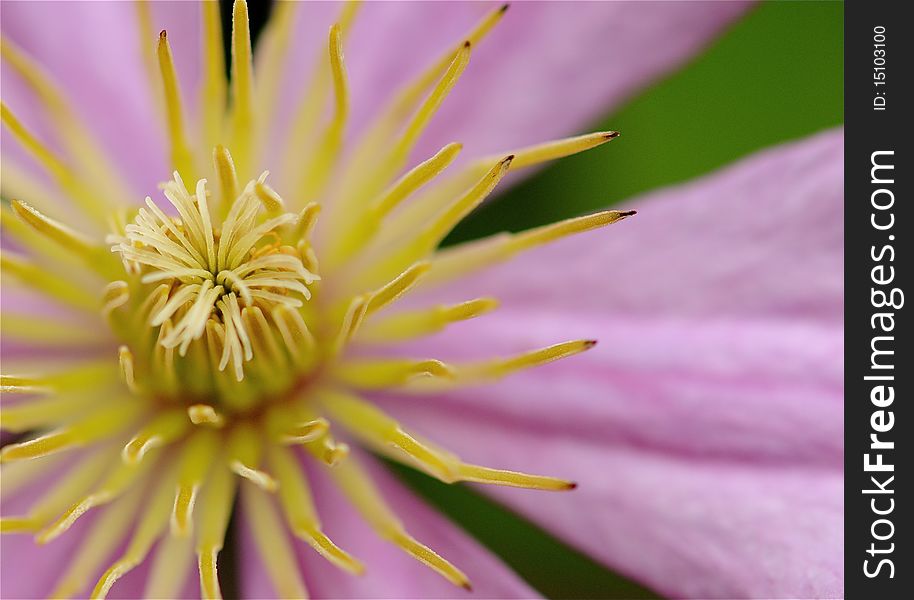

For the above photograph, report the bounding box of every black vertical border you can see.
[845,1,911,598]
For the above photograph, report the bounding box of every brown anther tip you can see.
[503,154,516,164]
[463,40,472,49]
[566,481,579,490]
[460,580,474,592]
[499,3,511,14]
[583,340,598,349]
[159,30,167,40]
[603,131,621,139]
[619,210,637,217]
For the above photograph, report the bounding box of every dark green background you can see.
[427,2,844,598]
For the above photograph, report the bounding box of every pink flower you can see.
[0,2,841,599]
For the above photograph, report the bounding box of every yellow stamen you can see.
[197,454,237,600]
[228,0,255,179]
[319,389,456,482]
[1,38,134,205]
[0,102,108,224]
[364,155,513,286]
[0,391,102,433]
[1,403,141,463]
[156,30,196,183]
[118,346,139,394]
[269,444,364,574]
[227,424,278,492]
[364,261,431,316]
[241,482,310,599]
[122,409,190,465]
[201,0,227,153]
[296,22,350,199]
[213,145,239,215]
[358,297,499,343]
[38,453,158,544]
[330,457,470,589]
[0,448,109,533]
[334,358,455,389]
[50,483,147,599]
[187,404,226,428]
[424,210,637,288]
[91,461,181,599]
[1,253,98,311]
[144,528,195,599]
[172,430,219,536]
[11,200,101,261]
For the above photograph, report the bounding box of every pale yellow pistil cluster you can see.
[0,2,635,598]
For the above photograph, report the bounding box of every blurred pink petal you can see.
[379,131,844,598]
[0,1,201,195]
[240,452,537,599]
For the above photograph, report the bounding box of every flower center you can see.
[107,165,320,416]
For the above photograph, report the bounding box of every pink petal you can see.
[374,311,843,598]
[1,1,201,196]
[371,131,845,596]
[239,452,538,599]
[418,128,844,322]
[273,1,751,161]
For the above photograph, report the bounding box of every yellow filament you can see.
[269,444,364,574]
[197,454,237,600]
[387,4,507,123]
[226,424,277,492]
[122,409,190,465]
[364,261,431,316]
[0,39,134,204]
[156,30,196,183]
[201,0,227,153]
[0,448,109,533]
[1,253,98,312]
[241,483,310,599]
[213,145,239,215]
[91,461,181,599]
[277,418,330,445]
[356,41,472,204]
[296,23,350,199]
[0,102,108,224]
[187,404,226,428]
[424,210,637,288]
[357,298,499,343]
[254,181,284,214]
[279,1,361,190]
[0,453,66,500]
[334,358,455,389]
[326,142,464,266]
[363,155,513,286]
[0,391,102,433]
[319,389,456,482]
[172,430,219,536]
[229,0,255,179]
[50,483,147,599]
[456,464,576,491]
[252,0,298,119]
[11,200,100,260]
[330,457,470,589]
[1,204,94,280]
[0,403,141,463]
[144,529,195,599]
[118,346,139,394]
[38,453,158,544]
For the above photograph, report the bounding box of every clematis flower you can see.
[0,2,843,600]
